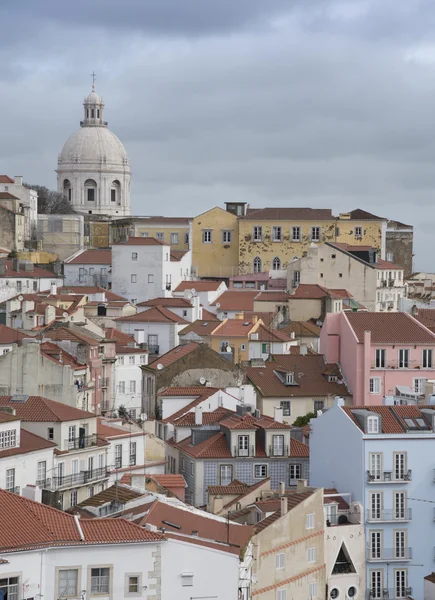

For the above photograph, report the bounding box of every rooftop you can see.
[280,320,321,338]
[0,260,60,279]
[211,319,258,338]
[243,207,334,221]
[65,249,112,265]
[75,483,143,508]
[179,320,221,337]
[348,208,386,221]
[113,236,165,246]
[54,286,128,302]
[342,404,435,434]
[0,395,95,422]
[137,297,193,308]
[145,342,200,371]
[345,311,435,344]
[0,324,28,345]
[210,290,259,311]
[253,490,315,533]
[0,428,56,459]
[116,305,189,325]
[174,280,224,292]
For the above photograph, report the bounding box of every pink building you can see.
[320,312,435,405]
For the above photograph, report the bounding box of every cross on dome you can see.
[82,76,105,128]
[91,70,97,91]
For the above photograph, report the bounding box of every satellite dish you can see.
[226,346,232,353]
[156,363,164,370]
[18,295,24,302]
[216,302,220,309]
[63,312,68,318]
[140,412,147,421]
[191,288,196,294]
[199,377,206,385]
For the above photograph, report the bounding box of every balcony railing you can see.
[36,478,51,488]
[5,486,20,495]
[367,470,412,483]
[268,445,289,457]
[367,588,412,599]
[367,547,412,562]
[52,467,108,490]
[64,433,98,451]
[326,511,361,526]
[366,509,412,523]
[233,446,255,457]
[371,361,431,370]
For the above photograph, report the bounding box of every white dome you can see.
[85,90,103,104]
[59,126,130,169]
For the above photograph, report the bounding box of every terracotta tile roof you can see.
[202,308,219,321]
[55,286,127,302]
[414,309,435,332]
[97,417,144,439]
[375,258,404,270]
[132,215,191,224]
[210,290,259,311]
[290,438,310,457]
[425,573,435,584]
[174,280,224,292]
[281,321,321,338]
[0,260,59,279]
[255,324,292,343]
[326,288,352,299]
[330,242,374,252]
[0,428,56,458]
[222,478,271,510]
[170,250,188,261]
[160,389,219,424]
[137,297,192,308]
[246,355,349,398]
[290,284,330,299]
[115,346,147,354]
[105,327,136,346]
[0,490,164,552]
[113,236,165,246]
[242,207,334,221]
[149,474,186,488]
[220,414,258,430]
[0,324,27,344]
[40,341,86,370]
[208,480,249,495]
[254,291,289,303]
[0,175,14,183]
[243,311,275,326]
[65,249,112,265]
[43,325,99,346]
[254,415,292,430]
[230,272,269,282]
[324,488,349,510]
[0,396,94,422]
[146,342,199,370]
[0,192,19,200]
[173,407,234,427]
[159,386,216,397]
[0,411,20,423]
[343,404,435,434]
[179,320,220,337]
[168,432,232,458]
[345,312,435,344]
[254,490,314,533]
[76,483,143,507]
[211,319,257,338]
[116,305,188,324]
[349,208,386,221]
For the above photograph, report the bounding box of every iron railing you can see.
[366,588,412,599]
[366,470,412,483]
[52,467,109,489]
[366,547,412,561]
[366,509,412,523]
[268,445,289,457]
[64,433,98,451]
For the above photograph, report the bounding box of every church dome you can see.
[85,90,102,104]
[58,126,130,168]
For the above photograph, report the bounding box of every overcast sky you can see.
[1,0,434,269]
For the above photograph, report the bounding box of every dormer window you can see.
[328,375,338,382]
[285,372,294,385]
[367,416,379,434]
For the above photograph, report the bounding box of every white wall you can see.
[116,320,182,355]
[0,275,63,303]
[107,431,146,483]
[64,262,110,287]
[114,353,147,416]
[168,251,193,292]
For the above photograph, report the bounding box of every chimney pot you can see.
[194,406,203,426]
[280,495,288,515]
[279,481,285,496]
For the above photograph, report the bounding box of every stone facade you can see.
[386,219,414,277]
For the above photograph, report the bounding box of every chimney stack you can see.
[14,176,23,186]
[280,496,288,516]
[279,481,285,496]
[195,406,203,426]
[274,406,283,423]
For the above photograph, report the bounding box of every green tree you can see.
[292,412,316,427]
[25,183,77,215]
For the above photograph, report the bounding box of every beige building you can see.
[111,215,192,252]
[37,214,85,260]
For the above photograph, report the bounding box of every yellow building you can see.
[192,206,239,277]
[336,208,387,252]
[111,216,191,251]
[209,317,263,363]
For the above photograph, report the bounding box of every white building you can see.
[0,487,242,600]
[57,82,131,216]
[0,175,38,239]
[64,248,112,287]
[136,295,202,322]
[0,259,63,303]
[113,347,147,418]
[173,279,228,309]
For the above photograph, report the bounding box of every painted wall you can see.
[64,262,111,287]
[192,207,239,277]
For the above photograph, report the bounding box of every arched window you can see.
[91,109,95,118]
[253,257,262,273]
[97,109,100,118]
[86,109,89,118]
[272,256,281,271]
[111,180,121,203]
[63,179,72,202]
[84,179,97,202]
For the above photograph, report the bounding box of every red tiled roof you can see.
[0,324,27,345]
[290,438,310,457]
[133,215,191,224]
[160,386,217,397]
[324,488,349,510]
[375,258,404,270]
[0,192,19,200]
[202,308,219,321]
[43,325,99,346]
[220,414,258,430]
[116,305,188,324]
[0,490,164,552]
[170,250,188,261]
[113,236,165,246]
[280,321,321,338]
[65,249,112,265]
[173,407,234,427]
[0,396,94,422]
[345,312,435,344]
[168,432,232,458]
[208,480,249,495]
[146,342,199,370]
[149,474,186,488]
[246,354,349,398]
[174,280,224,292]
[54,286,127,302]
[414,309,435,332]
[242,207,333,221]
[160,388,219,424]
[210,290,259,311]
[0,429,56,459]
[342,404,435,434]
[349,208,386,221]
[255,324,292,343]
[290,284,329,299]
[0,260,60,279]
[137,297,192,308]
[211,319,257,338]
[40,341,86,370]
[0,176,14,183]
[179,320,220,337]
[97,418,144,439]
[254,490,314,533]
[105,327,136,345]
[254,291,289,303]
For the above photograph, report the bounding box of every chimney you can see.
[50,283,57,295]
[252,315,258,324]
[22,485,42,503]
[212,495,224,514]
[13,258,19,273]
[279,481,285,496]
[14,176,23,186]
[274,406,283,423]
[280,496,288,515]
[195,406,203,426]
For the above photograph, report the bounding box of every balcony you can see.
[268,445,289,457]
[52,467,109,490]
[101,377,109,389]
[367,588,412,599]
[64,433,98,451]
[233,445,255,458]
[367,470,412,483]
[366,509,412,523]
[36,478,51,488]
[5,486,20,495]
[366,547,412,562]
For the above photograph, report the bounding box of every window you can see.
[148,274,154,283]
[246,281,256,288]
[280,400,291,416]
[37,460,46,484]
[119,381,125,393]
[394,530,406,559]
[289,464,302,482]
[129,442,137,466]
[292,226,301,241]
[127,355,135,365]
[423,348,433,368]
[140,355,147,364]
[272,435,284,456]
[222,230,232,243]
[369,378,381,395]
[261,342,270,354]
[272,226,282,241]
[253,226,263,241]
[307,546,317,562]
[398,348,409,368]
[272,256,282,270]
[369,491,382,520]
[87,188,95,201]
[311,227,321,242]
[126,575,141,595]
[314,400,324,412]
[394,453,407,481]
[355,226,362,237]
[0,577,19,600]
[369,453,382,480]
[148,334,158,352]
[155,232,164,241]
[91,567,110,594]
[78,267,85,283]
[394,491,407,520]
[132,252,138,261]
[220,464,233,486]
[70,489,78,507]
[253,256,262,273]
[413,378,425,394]
[238,435,249,456]
[58,569,78,597]
[5,468,15,491]
[370,570,382,599]
[309,582,318,598]
[367,416,379,433]
[203,229,212,243]
[131,274,137,283]
[306,513,315,529]
[170,232,179,244]
[16,281,22,292]
[277,590,286,600]
[184,232,189,245]
[370,531,382,559]
[47,427,54,440]
[130,381,136,393]
[233,282,243,288]
[294,270,300,286]
[0,429,16,449]
[101,267,107,276]
[140,232,148,237]
[115,444,122,469]
[395,569,408,599]
[33,280,38,291]
[375,349,386,368]
[276,553,284,569]
[254,464,267,479]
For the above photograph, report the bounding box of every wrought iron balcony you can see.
[366,547,412,562]
[366,509,412,523]
[367,587,412,599]
[36,478,52,488]
[233,445,255,458]
[268,445,289,457]
[64,433,98,451]
[52,467,109,490]
[366,470,412,483]
[148,345,159,355]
